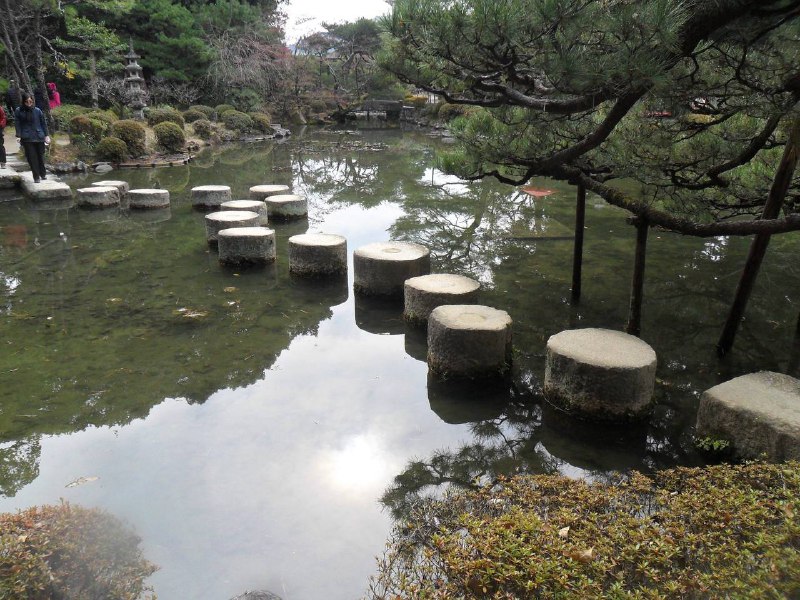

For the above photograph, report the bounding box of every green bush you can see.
[68,115,107,145]
[248,112,272,133]
[438,102,469,121]
[0,502,157,599]
[370,461,800,599]
[214,104,236,120]
[189,104,215,119]
[183,108,206,123]
[221,110,253,132]
[95,137,129,162]
[154,121,186,153]
[191,118,216,140]
[84,110,118,125]
[145,107,185,129]
[110,120,147,157]
[51,104,91,131]
[404,94,429,108]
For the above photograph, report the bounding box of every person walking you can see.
[47,82,61,109]
[15,92,50,183]
[0,104,7,168]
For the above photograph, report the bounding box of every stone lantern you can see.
[124,40,147,120]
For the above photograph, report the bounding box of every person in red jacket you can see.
[0,104,6,168]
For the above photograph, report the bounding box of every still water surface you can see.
[0,127,798,599]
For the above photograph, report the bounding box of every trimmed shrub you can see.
[145,107,185,129]
[68,115,107,145]
[191,118,216,140]
[95,136,129,162]
[154,121,186,153]
[222,110,253,132]
[404,94,429,108]
[183,108,206,123]
[214,104,236,119]
[248,112,272,133]
[0,502,157,599]
[110,119,147,157]
[51,104,91,131]
[189,104,215,119]
[438,102,469,121]
[84,110,118,125]
[370,461,800,599]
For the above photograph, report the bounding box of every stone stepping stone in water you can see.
[427,304,512,379]
[204,210,259,245]
[218,226,276,265]
[353,241,431,297]
[696,371,800,461]
[221,199,268,226]
[249,184,290,201]
[288,233,347,276]
[404,273,481,325]
[91,180,130,197]
[129,188,170,209]
[76,185,119,208]
[0,165,21,189]
[263,193,307,220]
[20,173,72,201]
[544,328,657,421]
[192,184,232,209]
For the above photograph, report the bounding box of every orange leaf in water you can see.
[521,186,555,197]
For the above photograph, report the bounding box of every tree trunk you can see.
[89,51,99,109]
[571,183,586,303]
[788,311,800,378]
[716,119,800,357]
[626,217,649,337]
[32,8,53,130]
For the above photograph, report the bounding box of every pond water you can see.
[0,127,798,599]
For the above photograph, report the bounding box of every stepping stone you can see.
[353,241,431,296]
[544,328,657,421]
[249,184,290,201]
[192,185,232,209]
[427,304,512,379]
[263,193,307,220]
[404,273,480,324]
[92,180,130,196]
[129,188,170,209]
[218,227,276,265]
[76,185,119,208]
[221,200,268,226]
[205,210,259,245]
[288,233,347,276]
[20,173,72,201]
[696,371,800,461]
[0,166,21,189]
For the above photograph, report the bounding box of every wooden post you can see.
[571,183,586,303]
[626,217,648,337]
[717,119,799,357]
[788,311,800,378]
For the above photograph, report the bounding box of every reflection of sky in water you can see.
[3,304,476,599]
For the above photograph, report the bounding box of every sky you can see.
[283,0,392,44]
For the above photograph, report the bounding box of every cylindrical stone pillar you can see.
[192,185,232,209]
[129,188,170,209]
[250,184,290,201]
[427,304,512,379]
[353,241,431,297]
[218,227,276,265]
[221,200,268,226]
[288,233,347,276]
[91,180,130,196]
[204,210,259,245]
[263,194,307,220]
[404,273,480,324]
[76,186,120,208]
[544,328,657,421]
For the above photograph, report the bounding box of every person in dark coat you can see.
[5,80,20,117]
[14,91,50,183]
[0,104,7,168]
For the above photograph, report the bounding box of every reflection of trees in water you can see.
[0,436,40,497]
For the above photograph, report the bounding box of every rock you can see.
[696,371,800,461]
[95,163,114,173]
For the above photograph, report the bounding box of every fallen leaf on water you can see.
[65,476,99,488]
[173,308,208,319]
[106,297,122,303]
[223,286,237,293]
[558,526,570,539]
[521,186,555,197]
